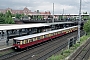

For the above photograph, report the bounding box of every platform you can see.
[0,39,13,51]
[0,45,12,51]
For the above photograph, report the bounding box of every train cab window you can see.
[13,39,16,44]
[17,41,20,44]
[13,40,20,44]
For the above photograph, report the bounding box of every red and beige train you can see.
[13,26,78,50]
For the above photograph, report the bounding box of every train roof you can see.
[44,22,74,25]
[13,26,77,40]
[0,23,49,30]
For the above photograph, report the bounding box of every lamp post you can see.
[63,9,64,21]
[52,3,54,23]
[78,0,82,43]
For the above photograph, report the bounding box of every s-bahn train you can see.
[13,26,78,50]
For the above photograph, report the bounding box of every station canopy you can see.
[44,22,74,25]
[0,23,49,30]
[0,22,74,30]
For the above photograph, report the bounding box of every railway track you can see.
[0,31,78,60]
[68,36,90,60]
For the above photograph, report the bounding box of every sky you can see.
[0,0,90,14]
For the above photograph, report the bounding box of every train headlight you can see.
[15,47,17,49]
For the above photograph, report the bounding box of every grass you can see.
[48,34,90,60]
[0,49,14,56]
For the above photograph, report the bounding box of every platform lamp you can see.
[78,0,82,43]
[52,3,54,23]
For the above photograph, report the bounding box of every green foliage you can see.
[0,16,5,24]
[5,10,12,17]
[5,16,15,24]
[83,20,90,34]
[15,13,24,19]
[37,15,43,20]
[0,13,5,17]
[0,10,15,24]
[59,15,63,20]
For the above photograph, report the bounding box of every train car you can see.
[13,26,78,50]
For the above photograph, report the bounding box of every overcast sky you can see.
[0,0,90,14]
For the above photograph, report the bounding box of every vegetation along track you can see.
[68,35,90,60]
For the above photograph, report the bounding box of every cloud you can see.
[0,0,90,14]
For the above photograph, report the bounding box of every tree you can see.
[0,13,4,17]
[5,10,12,17]
[0,16,5,24]
[5,16,15,24]
[15,13,24,19]
[83,20,90,35]
[15,13,21,19]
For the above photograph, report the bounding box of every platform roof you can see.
[44,22,74,25]
[0,22,75,30]
[0,23,49,30]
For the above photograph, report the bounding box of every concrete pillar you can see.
[6,30,9,45]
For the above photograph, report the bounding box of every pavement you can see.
[0,39,13,51]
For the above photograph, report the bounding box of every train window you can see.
[22,40,24,44]
[55,32,57,35]
[59,31,61,34]
[28,38,33,42]
[23,40,25,44]
[62,30,65,33]
[20,41,22,45]
[52,33,54,36]
[28,39,29,43]
[40,36,43,39]
[33,37,37,41]
[23,40,28,44]
[50,33,53,36]
[42,35,44,38]
[43,35,45,38]
[54,33,56,35]
[57,32,59,34]
[49,33,51,36]
[37,36,40,40]
[46,34,49,37]
[26,40,28,44]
